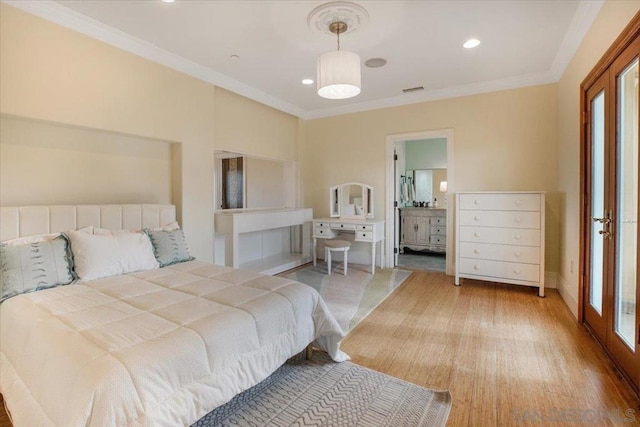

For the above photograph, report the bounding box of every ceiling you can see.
[8,0,603,119]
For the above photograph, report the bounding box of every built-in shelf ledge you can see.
[215,207,313,275]
[239,253,310,276]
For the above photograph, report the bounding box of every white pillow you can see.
[151,221,181,232]
[66,229,159,281]
[2,233,60,245]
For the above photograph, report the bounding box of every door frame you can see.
[385,129,455,274]
[582,71,611,344]
[579,11,640,394]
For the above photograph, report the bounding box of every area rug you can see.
[284,264,412,332]
[193,352,451,427]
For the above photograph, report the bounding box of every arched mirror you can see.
[329,182,374,219]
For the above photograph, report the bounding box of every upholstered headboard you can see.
[0,205,176,241]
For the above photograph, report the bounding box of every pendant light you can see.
[317,21,361,100]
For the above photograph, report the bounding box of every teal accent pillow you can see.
[0,235,77,302]
[144,229,194,267]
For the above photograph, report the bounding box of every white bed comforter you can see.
[0,261,348,426]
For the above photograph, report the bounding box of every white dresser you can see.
[455,191,545,297]
[399,208,446,253]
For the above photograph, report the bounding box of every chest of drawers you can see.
[455,192,545,297]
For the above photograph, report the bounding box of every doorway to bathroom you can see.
[385,129,455,275]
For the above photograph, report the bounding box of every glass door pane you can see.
[615,59,638,350]
[590,90,606,314]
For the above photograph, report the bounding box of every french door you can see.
[582,32,639,393]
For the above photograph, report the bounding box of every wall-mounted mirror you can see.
[215,150,296,211]
[329,182,374,219]
[403,169,447,208]
[330,185,340,217]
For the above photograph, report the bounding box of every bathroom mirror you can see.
[403,168,447,208]
[329,182,374,219]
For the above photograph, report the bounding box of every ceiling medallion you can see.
[307,1,369,36]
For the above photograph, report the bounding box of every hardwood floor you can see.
[341,271,640,426]
[1,271,637,426]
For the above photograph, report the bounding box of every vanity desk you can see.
[312,218,385,274]
[313,182,384,274]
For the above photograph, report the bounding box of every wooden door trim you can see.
[582,11,640,90]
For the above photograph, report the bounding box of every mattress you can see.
[0,260,347,426]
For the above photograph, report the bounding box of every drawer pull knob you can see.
[341,225,344,228]
[473,265,480,270]
[474,200,480,205]
[362,233,366,237]
[515,217,521,223]
[473,216,478,221]
[474,232,480,237]
[514,251,521,257]
[514,234,521,240]
[514,269,521,274]
[515,200,522,205]
[473,249,480,254]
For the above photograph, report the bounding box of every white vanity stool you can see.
[325,239,351,275]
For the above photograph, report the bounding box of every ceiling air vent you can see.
[402,86,424,93]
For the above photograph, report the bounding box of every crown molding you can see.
[3,0,603,121]
[2,0,307,118]
[549,0,604,80]
[303,72,557,119]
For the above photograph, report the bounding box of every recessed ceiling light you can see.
[463,38,481,49]
[302,79,314,85]
[364,58,387,68]
[161,0,175,3]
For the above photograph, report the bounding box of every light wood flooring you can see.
[1,271,638,426]
[342,271,640,426]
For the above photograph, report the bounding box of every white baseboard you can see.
[556,274,579,319]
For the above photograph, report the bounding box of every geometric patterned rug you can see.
[285,264,412,333]
[192,352,452,427]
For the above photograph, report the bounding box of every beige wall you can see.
[0,116,172,206]
[301,84,561,273]
[557,0,640,316]
[245,157,286,209]
[0,3,215,259]
[0,4,300,261]
[214,87,299,162]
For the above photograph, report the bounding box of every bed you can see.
[0,205,347,426]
